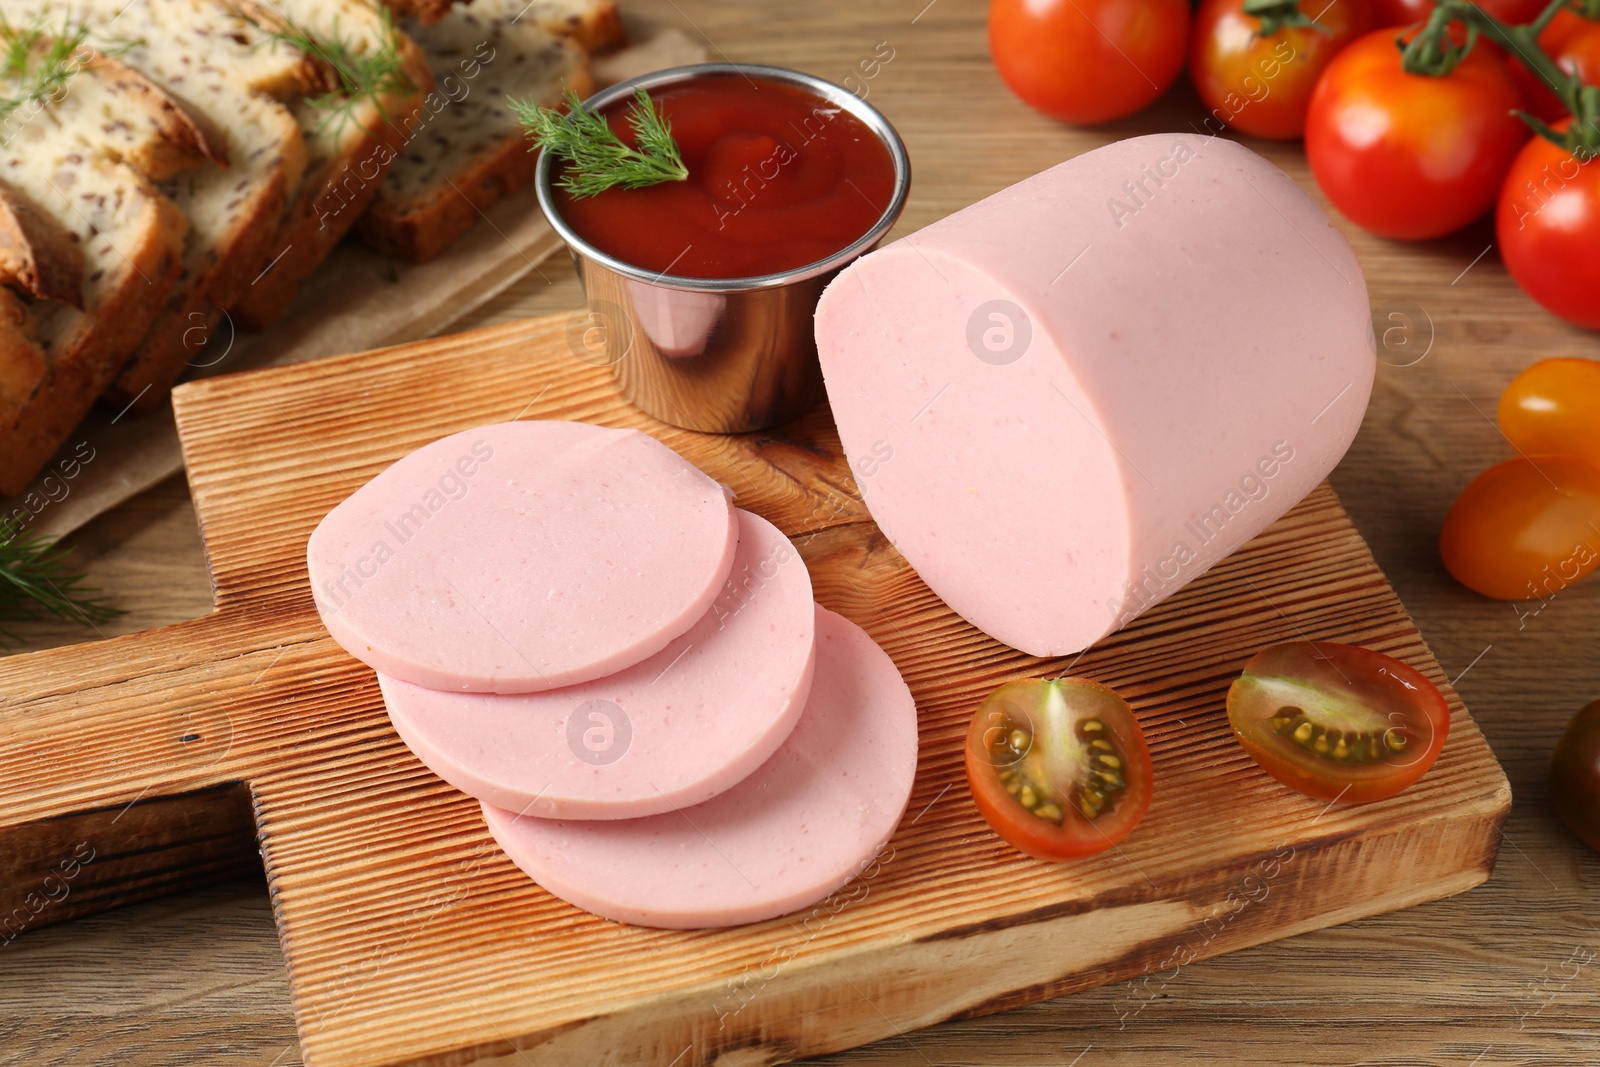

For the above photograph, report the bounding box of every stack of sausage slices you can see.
[0,0,615,496]
[307,420,919,929]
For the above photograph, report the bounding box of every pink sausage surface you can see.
[815,135,1375,657]
[380,509,815,820]
[306,420,737,693]
[481,605,918,929]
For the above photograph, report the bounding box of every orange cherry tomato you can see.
[988,0,1190,125]
[1304,27,1529,239]
[1496,125,1600,330]
[1190,0,1374,140]
[1497,358,1600,469]
[1551,698,1600,854]
[1508,12,1600,124]
[1228,641,1450,803]
[965,677,1153,860]
[1439,456,1600,600]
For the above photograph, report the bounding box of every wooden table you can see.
[3,1,1597,1063]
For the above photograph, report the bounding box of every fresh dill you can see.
[265,8,414,137]
[512,86,689,199]
[0,13,91,127]
[0,516,120,648]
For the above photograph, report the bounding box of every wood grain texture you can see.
[3,0,1599,1064]
[0,309,1507,1066]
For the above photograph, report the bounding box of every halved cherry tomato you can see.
[1191,0,1373,140]
[1439,456,1600,600]
[1228,641,1450,803]
[1496,123,1600,330]
[1507,12,1600,123]
[1498,357,1600,468]
[965,677,1153,860]
[1551,698,1600,854]
[988,0,1190,125]
[1304,27,1529,239]
[1371,0,1550,26]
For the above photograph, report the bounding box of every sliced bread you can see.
[227,0,432,329]
[0,151,187,495]
[0,23,197,492]
[522,0,625,52]
[82,0,311,411]
[354,0,590,262]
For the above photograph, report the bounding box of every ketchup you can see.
[552,74,897,280]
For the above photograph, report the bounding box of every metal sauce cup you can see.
[536,63,911,434]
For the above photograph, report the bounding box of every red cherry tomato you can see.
[1508,12,1600,123]
[988,0,1190,125]
[1228,641,1450,803]
[1551,698,1600,854]
[1190,0,1373,140]
[1498,357,1600,469]
[1497,124,1600,329]
[1439,456,1600,600]
[1305,27,1529,239]
[1371,0,1549,26]
[965,677,1153,860]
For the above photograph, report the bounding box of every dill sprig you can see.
[512,86,689,199]
[266,8,414,137]
[0,516,120,648]
[0,13,91,127]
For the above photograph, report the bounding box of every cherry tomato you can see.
[1551,698,1600,854]
[988,0,1190,125]
[1508,12,1600,123]
[1227,641,1450,803]
[1496,123,1600,329]
[965,677,1153,860]
[1498,358,1600,469]
[1304,28,1529,239]
[1191,0,1373,140]
[1371,0,1549,26]
[1439,456,1600,600]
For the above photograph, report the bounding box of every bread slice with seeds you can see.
[226,0,432,329]
[76,0,311,411]
[0,22,201,492]
[353,0,591,262]
[522,0,624,52]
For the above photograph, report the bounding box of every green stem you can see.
[1402,0,1600,156]
[1241,0,1329,36]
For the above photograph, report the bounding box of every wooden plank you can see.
[0,311,1508,1066]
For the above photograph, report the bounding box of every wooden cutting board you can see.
[0,312,1510,1067]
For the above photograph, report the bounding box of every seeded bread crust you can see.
[354,1,592,262]
[229,0,433,328]
[383,0,466,24]
[76,51,231,177]
[0,290,48,433]
[0,183,84,308]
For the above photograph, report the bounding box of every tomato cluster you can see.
[965,642,1451,862]
[986,0,1600,329]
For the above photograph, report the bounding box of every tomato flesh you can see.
[1228,641,1450,803]
[1304,28,1529,239]
[1497,358,1600,470]
[1551,699,1600,855]
[988,0,1190,125]
[1496,124,1600,330]
[965,678,1153,860]
[1439,456,1600,601]
[1190,0,1372,140]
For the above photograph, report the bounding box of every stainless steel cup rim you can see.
[534,62,912,294]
